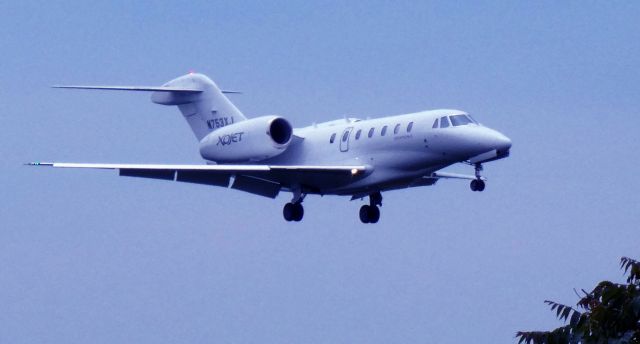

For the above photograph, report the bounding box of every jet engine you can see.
[199,115,293,162]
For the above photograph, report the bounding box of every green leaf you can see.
[569,310,581,326]
[520,257,640,344]
[560,307,571,321]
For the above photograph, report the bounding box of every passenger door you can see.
[339,127,353,152]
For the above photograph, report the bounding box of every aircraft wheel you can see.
[471,179,486,192]
[368,206,380,223]
[283,203,295,221]
[359,205,370,223]
[292,203,304,222]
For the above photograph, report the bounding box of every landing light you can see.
[351,168,358,175]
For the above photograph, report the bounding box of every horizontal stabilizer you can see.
[52,85,203,92]
[53,73,245,141]
[52,85,242,94]
[27,162,270,171]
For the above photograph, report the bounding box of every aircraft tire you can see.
[359,205,371,224]
[292,203,304,222]
[368,206,380,223]
[471,179,486,192]
[283,203,295,221]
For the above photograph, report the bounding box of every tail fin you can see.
[54,73,247,141]
[151,73,247,140]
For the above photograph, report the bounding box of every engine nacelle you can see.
[199,115,293,163]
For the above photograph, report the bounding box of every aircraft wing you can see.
[27,162,369,198]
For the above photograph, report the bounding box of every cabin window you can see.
[440,116,450,128]
[432,119,439,128]
[407,122,414,133]
[394,124,400,134]
[342,131,349,142]
[381,126,388,136]
[330,133,336,143]
[368,128,374,138]
[355,129,362,140]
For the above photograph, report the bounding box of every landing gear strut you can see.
[470,163,486,192]
[360,192,382,224]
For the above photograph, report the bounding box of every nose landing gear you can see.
[359,192,382,224]
[470,163,486,192]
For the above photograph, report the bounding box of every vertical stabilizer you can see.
[151,73,247,140]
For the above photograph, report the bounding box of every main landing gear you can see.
[470,163,486,192]
[359,192,382,224]
[283,190,305,222]
[283,202,304,222]
[282,191,384,224]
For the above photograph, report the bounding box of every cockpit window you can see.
[432,118,439,128]
[440,116,450,128]
[450,114,472,126]
[466,115,478,124]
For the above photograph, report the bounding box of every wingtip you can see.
[25,162,53,166]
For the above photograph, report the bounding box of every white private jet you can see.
[29,73,511,223]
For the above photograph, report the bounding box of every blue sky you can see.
[2,1,639,343]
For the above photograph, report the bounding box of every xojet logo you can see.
[217,132,244,146]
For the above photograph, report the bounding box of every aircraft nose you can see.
[481,127,511,155]
[495,132,512,152]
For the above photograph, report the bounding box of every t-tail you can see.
[53,73,247,140]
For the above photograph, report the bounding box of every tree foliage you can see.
[516,257,640,344]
